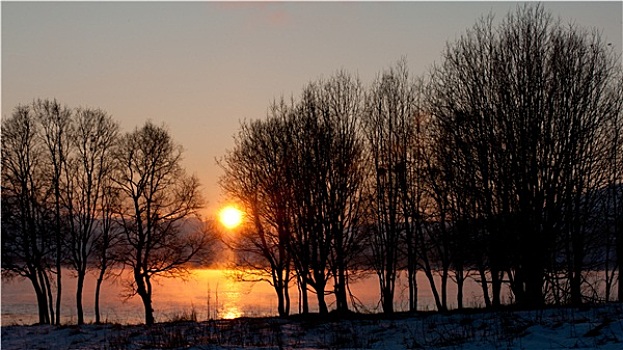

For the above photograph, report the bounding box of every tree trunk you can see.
[275,267,289,317]
[456,270,464,310]
[315,282,328,315]
[95,269,105,324]
[423,267,443,312]
[55,197,62,326]
[441,266,448,311]
[30,274,49,324]
[617,235,623,302]
[284,267,291,316]
[491,269,501,308]
[141,294,155,326]
[298,276,309,314]
[55,266,61,325]
[614,181,622,302]
[382,283,394,314]
[478,265,492,308]
[408,268,418,312]
[40,270,55,324]
[135,269,155,325]
[76,270,85,325]
[335,267,348,313]
[406,224,417,312]
[277,286,286,317]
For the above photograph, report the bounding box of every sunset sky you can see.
[2,1,621,217]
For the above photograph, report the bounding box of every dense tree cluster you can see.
[1,100,212,325]
[220,72,368,316]
[220,5,622,315]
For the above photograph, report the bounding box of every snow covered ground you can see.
[2,304,623,349]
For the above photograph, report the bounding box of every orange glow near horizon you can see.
[219,206,243,229]
[221,307,242,320]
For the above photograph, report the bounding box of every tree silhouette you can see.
[219,99,296,317]
[35,98,72,324]
[113,122,211,325]
[289,72,367,315]
[2,105,54,324]
[362,60,428,313]
[64,107,119,324]
[427,4,622,308]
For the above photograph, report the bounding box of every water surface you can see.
[1,268,499,325]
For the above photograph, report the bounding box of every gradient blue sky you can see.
[3,1,622,217]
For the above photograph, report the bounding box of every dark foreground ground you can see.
[2,304,623,349]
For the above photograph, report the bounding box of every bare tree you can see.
[34,98,73,324]
[64,107,119,324]
[219,99,296,317]
[1,105,55,324]
[289,71,366,315]
[322,72,367,314]
[113,122,210,325]
[93,177,124,324]
[601,66,623,302]
[362,60,426,313]
[427,4,622,308]
[419,146,453,312]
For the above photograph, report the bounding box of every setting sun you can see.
[219,206,243,229]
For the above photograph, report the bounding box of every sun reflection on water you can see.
[221,307,242,319]
[191,269,247,320]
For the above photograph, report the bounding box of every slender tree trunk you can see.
[275,267,286,317]
[617,235,623,302]
[30,274,49,324]
[284,265,291,316]
[604,192,617,303]
[408,268,418,312]
[76,270,85,325]
[478,265,492,308]
[456,270,464,310]
[40,270,55,324]
[95,267,106,324]
[441,266,449,311]
[407,223,417,312]
[404,216,417,312]
[380,238,397,314]
[407,253,417,312]
[605,242,612,302]
[510,268,525,306]
[378,260,396,314]
[491,269,501,308]
[422,266,443,311]
[55,252,62,325]
[276,287,286,317]
[54,196,62,326]
[299,276,309,314]
[335,266,348,313]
